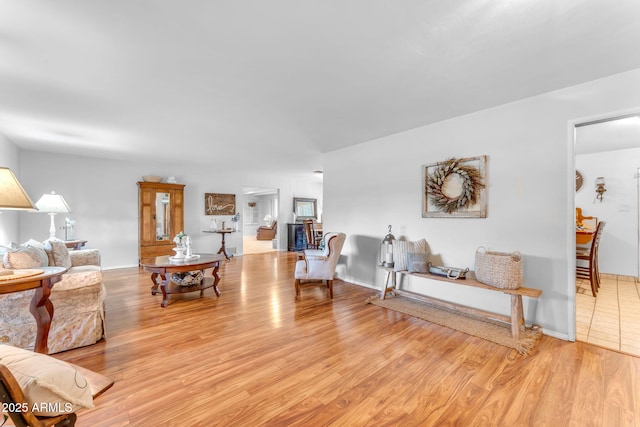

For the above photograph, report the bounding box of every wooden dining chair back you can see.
[576,221,605,297]
[303,220,320,249]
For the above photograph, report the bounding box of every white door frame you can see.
[567,107,640,341]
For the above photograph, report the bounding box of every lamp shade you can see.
[35,191,71,213]
[0,167,37,210]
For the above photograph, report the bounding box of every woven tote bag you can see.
[474,247,522,289]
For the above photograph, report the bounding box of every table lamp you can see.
[35,191,71,240]
[0,167,37,276]
[0,167,37,211]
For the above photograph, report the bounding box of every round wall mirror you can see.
[576,171,583,191]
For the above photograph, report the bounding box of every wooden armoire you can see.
[138,181,185,260]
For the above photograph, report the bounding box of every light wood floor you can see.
[577,274,640,356]
[52,252,640,427]
[242,236,277,254]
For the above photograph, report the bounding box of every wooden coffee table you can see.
[140,254,225,307]
[0,266,66,353]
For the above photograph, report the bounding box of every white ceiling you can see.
[576,115,640,155]
[1,1,640,174]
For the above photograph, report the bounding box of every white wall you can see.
[323,68,640,339]
[1,148,321,269]
[576,147,640,277]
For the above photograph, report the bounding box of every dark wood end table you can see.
[64,239,87,250]
[203,230,234,260]
[0,266,66,353]
[139,254,225,307]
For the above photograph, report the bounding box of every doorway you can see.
[574,112,640,356]
[242,187,279,255]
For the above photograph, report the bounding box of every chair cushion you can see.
[295,260,307,278]
[44,238,72,269]
[0,344,93,416]
[53,266,103,291]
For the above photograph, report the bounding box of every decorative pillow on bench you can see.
[392,238,428,272]
[407,252,430,273]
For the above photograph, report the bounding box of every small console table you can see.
[203,230,234,260]
[377,266,542,342]
[140,254,225,307]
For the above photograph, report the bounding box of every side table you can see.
[203,230,234,261]
[0,267,66,353]
[64,239,87,250]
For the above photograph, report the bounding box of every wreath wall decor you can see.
[422,155,487,218]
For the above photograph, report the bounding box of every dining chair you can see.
[576,221,605,297]
[576,207,597,229]
[294,232,346,299]
[302,219,320,249]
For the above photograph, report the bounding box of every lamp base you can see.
[48,212,57,240]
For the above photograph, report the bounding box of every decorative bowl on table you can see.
[142,175,163,183]
[172,247,186,259]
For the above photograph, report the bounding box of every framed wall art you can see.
[422,155,487,218]
[205,193,236,215]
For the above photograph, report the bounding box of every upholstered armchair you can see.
[294,232,346,299]
[256,221,277,240]
[0,239,106,354]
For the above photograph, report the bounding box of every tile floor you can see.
[576,274,640,356]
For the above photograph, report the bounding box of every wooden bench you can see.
[377,266,542,341]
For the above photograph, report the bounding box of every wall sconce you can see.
[595,177,606,202]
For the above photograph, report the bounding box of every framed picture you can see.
[205,193,236,215]
[422,155,487,218]
[293,198,317,220]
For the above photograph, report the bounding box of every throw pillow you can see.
[392,238,428,271]
[3,246,48,269]
[407,252,430,273]
[0,344,93,416]
[44,238,72,269]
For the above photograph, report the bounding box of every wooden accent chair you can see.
[294,232,346,299]
[576,207,597,229]
[576,221,605,297]
[256,221,277,240]
[0,362,113,427]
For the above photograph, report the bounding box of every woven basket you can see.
[474,247,522,289]
[170,270,204,286]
